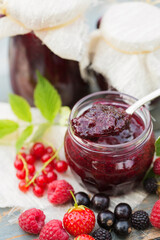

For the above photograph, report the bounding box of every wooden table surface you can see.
[0,194,160,240]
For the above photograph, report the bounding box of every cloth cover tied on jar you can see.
[81,2,160,99]
[0,0,95,61]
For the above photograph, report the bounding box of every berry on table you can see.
[72,192,90,208]
[74,234,95,240]
[33,185,44,197]
[39,219,69,240]
[14,159,24,170]
[91,193,110,212]
[18,180,29,193]
[46,146,55,155]
[42,164,54,175]
[36,175,47,188]
[41,153,51,163]
[131,210,150,230]
[114,220,132,236]
[28,164,35,174]
[18,208,45,234]
[48,180,74,204]
[31,142,45,158]
[150,199,160,228]
[92,227,112,240]
[153,157,160,175]
[46,171,57,183]
[63,197,95,237]
[97,210,115,230]
[114,203,132,220]
[16,170,26,180]
[26,154,35,164]
[55,160,68,173]
[143,178,158,194]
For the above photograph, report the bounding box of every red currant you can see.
[41,153,51,163]
[30,142,45,158]
[16,153,26,161]
[33,185,44,197]
[55,160,68,173]
[26,154,35,164]
[36,175,47,187]
[16,170,26,180]
[42,164,54,175]
[19,180,29,193]
[28,164,35,174]
[46,146,55,155]
[14,159,24,170]
[46,171,57,183]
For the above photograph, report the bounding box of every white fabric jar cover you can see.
[81,2,160,99]
[0,0,95,61]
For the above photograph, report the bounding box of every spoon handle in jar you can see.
[126,88,160,115]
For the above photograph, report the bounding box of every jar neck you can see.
[68,91,153,154]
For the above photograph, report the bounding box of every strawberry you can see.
[153,157,160,175]
[74,234,95,240]
[63,192,95,237]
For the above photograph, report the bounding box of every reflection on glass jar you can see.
[9,33,90,107]
[64,91,155,196]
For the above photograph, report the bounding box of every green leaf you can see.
[9,94,32,122]
[155,136,160,156]
[58,106,71,126]
[16,125,33,152]
[0,120,19,139]
[34,71,62,122]
[31,122,51,142]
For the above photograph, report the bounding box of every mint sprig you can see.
[0,72,69,151]
[0,120,19,139]
[34,71,62,122]
[9,94,32,122]
[16,125,33,152]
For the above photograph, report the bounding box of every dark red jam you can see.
[64,99,155,196]
[9,33,90,107]
[72,104,131,140]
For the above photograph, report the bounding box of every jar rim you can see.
[68,91,152,154]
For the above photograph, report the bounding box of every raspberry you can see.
[131,210,150,230]
[18,208,45,234]
[48,180,74,204]
[153,158,160,175]
[92,228,112,240]
[150,199,160,228]
[143,178,157,194]
[39,219,69,240]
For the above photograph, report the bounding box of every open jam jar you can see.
[9,34,90,107]
[64,91,155,196]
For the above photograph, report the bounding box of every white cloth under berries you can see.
[81,2,160,99]
[0,0,96,60]
[0,102,148,238]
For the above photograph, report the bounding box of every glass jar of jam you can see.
[64,91,155,196]
[9,33,90,107]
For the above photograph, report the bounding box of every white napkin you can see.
[0,102,148,240]
[81,2,160,99]
[0,0,95,60]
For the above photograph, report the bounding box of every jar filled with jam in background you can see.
[64,91,155,196]
[9,33,90,107]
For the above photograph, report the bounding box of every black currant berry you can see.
[114,220,132,236]
[97,210,115,230]
[71,192,90,207]
[91,193,110,211]
[114,203,132,220]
